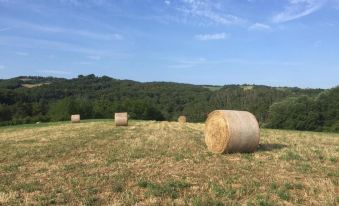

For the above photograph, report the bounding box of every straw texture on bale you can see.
[71,114,80,123]
[178,116,187,123]
[115,112,128,126]
[205,110,260,154]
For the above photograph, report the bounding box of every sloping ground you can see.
[21,83,50,88]
[0,121,338,205]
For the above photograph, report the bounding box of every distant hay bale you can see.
[204,110,260,154]
[115,112,128,126]
[71,114,80,123]
[178,116,187,123]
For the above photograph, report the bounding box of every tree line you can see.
[0,75,337,132]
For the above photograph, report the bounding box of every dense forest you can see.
[0,75,338,132]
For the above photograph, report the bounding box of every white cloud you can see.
[58,0,111,6]
[179,0,246,25]
[195,32,229,40]
[168,64,196,69]
[1,19,123,40]
[0,36,126,57]
[221,58,302,66]
[164,0,171,6]
[88,55,102,60]
[38,70,71,75]
[0,27,11,32]
[272,0,326,23]
[58,0,79,5]
[168,58,207,68]
[48,54,56,59]
[331,0,339,9]
[248,23,272,31]
[73,61,92,65]
[15,52,29,56]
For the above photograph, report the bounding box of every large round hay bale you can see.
[71,114,80,123]
[115,112,128,126]
[178,116,187,123]
[204,110,260,153]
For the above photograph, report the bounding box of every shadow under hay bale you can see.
[178,116,187,123]
[71,114,80,123]
[115,112,128,126]
[205,110,260,154]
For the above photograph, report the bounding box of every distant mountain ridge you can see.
[0,75,326,91]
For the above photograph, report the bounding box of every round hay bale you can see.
[71,114,80,123]
[178,116,187,123]
[115,112,128,126]
[204,110,260,154]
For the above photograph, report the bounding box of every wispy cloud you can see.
[179,0,246,26]
[0,27,12,32]
[248,23,271,31]
[88,55,102,60]
[58,0,112,7]
[167,57,302,69]
[73,61,92,65]
[195,32,229,40]
[331,0,339,9]
[1,18,123,40]
[168,58,207,68]
[38,69,71,75]
[15,51,29,56]
[221,58,302,66]
[58,0,80,5]
[0,36,128,58]
[272,0,326,23]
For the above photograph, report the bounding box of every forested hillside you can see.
[0,75,337,132]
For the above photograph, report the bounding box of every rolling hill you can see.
[0,75,337,132]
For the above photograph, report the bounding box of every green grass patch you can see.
[327,171,339,177]
[269,182,302,201]
[192,196,224,206]
[329,157,337,163]
[210,182,236,199]
[3,163,21,172]
[241,153,254,160]
[138,179,190,199]
[111,169,132,193]
[280,150,302,161]
[14,181,42,192]
[296,162,311,173]
[255,195,274,206]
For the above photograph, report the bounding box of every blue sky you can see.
[0,0,339,88]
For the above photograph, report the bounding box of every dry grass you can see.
[241,85,254,91]
[0,120,338,205]
[21,83,50,88]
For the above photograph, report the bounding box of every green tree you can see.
[266,96,322,131]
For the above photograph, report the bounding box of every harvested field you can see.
[0,120,338,205]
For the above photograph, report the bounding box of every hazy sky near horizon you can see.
[0,0,339,88]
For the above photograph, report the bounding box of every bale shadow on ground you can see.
[257,143,287,152]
